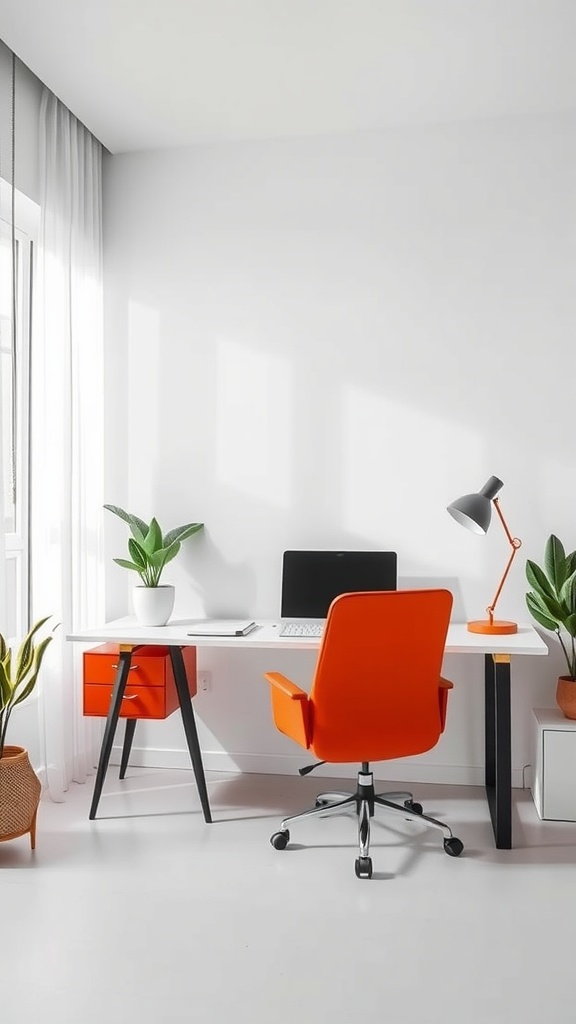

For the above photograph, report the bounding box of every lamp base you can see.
[467,620,518,635]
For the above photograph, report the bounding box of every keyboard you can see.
[280,621,325,638]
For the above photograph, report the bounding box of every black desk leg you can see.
[89,648,133,819]
[484,652,512,849]
[119,719,137,780]
[169,646,212,824]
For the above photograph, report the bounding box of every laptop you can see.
[279,550,398,637]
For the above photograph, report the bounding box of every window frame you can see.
[0,184,38,639]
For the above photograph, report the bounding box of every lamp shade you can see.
[446,475,519,635]
[446,476,503,535]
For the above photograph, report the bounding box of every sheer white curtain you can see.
[0,48,14,636]
[32,88,105,799]
[0,319,5,632]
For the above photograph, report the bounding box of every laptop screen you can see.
[280,550,398,618]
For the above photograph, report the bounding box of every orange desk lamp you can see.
[447,475,521,635]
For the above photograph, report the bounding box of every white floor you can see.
[2,766,575,1024]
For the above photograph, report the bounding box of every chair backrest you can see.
[309,589,453,763]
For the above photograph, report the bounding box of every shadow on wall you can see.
[180,532,258,618]
[400,575,465,621]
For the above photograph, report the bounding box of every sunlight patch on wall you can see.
[216,340,292,508]
[341,385,483,569]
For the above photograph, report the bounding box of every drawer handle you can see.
[111,664,139,670]
[113,693,138,700]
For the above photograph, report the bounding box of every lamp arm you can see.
[485,498,522,625]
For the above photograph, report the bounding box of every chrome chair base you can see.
[270,763,464,878]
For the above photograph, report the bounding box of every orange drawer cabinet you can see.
[83,643,197,720]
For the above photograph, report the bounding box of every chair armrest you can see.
[438,676,454,733]
[264,672,311,749]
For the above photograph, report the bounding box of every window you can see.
[0,187,37,639]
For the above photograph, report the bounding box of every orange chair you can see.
[264,589,463,878]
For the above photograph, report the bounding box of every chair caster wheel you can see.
[404,799,423,815]
[355,856,373,879]
[444,837,464,857]
[270,830,290,850]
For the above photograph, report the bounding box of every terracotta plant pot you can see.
[556,677,576,721]
[0,745,42,849]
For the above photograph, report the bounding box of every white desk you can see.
[68,618,548,847]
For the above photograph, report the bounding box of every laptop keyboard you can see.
[280,621,325,637]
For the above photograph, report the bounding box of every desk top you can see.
[67,617,549,656]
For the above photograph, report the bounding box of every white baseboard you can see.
[111,743,527,789]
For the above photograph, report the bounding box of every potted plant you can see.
[0,615,56,848]
[104,504,204,625]
[525,534,576,719]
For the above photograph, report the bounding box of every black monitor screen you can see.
[281,550,398,618]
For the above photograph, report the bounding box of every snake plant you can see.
[0,616,56,758]
[104,504,204,587]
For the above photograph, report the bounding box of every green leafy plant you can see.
[104,505,204,587]
[525,534,576,680]
[0,616,56,758]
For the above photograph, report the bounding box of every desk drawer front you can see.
[84,682,170,718]
[82,644,197,720]
[83,645,169,687]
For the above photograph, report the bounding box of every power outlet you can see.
[198,670,211,692]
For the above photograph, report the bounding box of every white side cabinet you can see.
[532,708,576,821]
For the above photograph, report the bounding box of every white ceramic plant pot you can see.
[132,585,175,626]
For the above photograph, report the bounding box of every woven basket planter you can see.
[0,745,42,849]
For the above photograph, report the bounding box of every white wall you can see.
[103,111,576,785]
[0,40,42,203]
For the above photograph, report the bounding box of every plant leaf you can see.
[0,659,12,708]
[563,614,576,637]
[151,540,180,569]
[142,518,162,556]
[128,538,147,569]
[545,535,568,591]
[113,558,145,574]
[528,589,558,619]
[148,547,168,568]
[13,615,53,685]
[565,551,576,579]
[559,571,576,614]
[163,523,204,547]
[526,559,557,600]
[12,635,54,707]
[14,641,35,686]
[526,592,559,632]
[104,505,148,543]
[534,589,566,623]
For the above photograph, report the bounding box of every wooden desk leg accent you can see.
[169,646,212,824]
[119,719,137,780]
[484,653,512,849]
[89,647,133,819]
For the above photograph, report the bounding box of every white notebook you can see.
[186,619,257,637]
